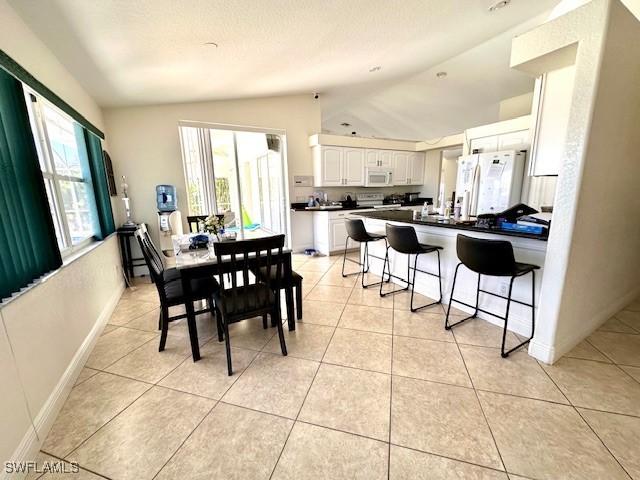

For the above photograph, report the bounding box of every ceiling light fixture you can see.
[436,71,447,78]
[203,42,218,47]
[340,122,352,127]
[488,0,511,12]
[369,66,382,73]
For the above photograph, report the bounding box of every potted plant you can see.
[200,214,224,240]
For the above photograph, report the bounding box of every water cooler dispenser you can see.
[156,185,183,257]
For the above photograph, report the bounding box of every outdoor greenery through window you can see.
[178,124,288,239]
[24,88,99,253]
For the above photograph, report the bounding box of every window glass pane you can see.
[59,180,97,244]
[44,177,67,251]
[43,104,83,178]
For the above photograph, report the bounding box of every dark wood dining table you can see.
[172,231,293,361]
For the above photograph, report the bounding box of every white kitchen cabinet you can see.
[313,210,358,255]
[469,136,499,153]
[393,151,410,184]
[313,146,364,186]
[530,64,576,176]
[343,148,365,185]
[392,151,424,185]
[365,149,393,168]
[408,152,425,185]
[314,146,343,186]
[498,129,530,150]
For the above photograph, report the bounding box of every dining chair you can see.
[213,234,288,375]
[135,228,222,358]
[187,215,208,233]
[253,266,303,329]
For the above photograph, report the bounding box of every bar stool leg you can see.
[445,263,477,329]
[501,270,536,357]
[341,236,351,278]
[409,250,443,312]
[500,276,516,357]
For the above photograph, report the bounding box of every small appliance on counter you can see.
[341,192,357,209]
[156,184,183,257]
[405,192,421,203]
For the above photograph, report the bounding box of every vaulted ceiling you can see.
[9,0,561,139]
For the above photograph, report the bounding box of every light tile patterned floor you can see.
[34,254,640,479]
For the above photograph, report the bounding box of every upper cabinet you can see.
[529,65,576,176]
[393,151,425,185]
[313,145,424,187]
[313,146,364,186]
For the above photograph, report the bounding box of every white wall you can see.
[103,95,321,246]
[0,0,125,465]
[511,0,640,362]
[498,92,534,121]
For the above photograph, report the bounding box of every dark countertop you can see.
[354,209,549,241]
[290,205,373,212]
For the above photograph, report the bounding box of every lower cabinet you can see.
[312,210,360,255]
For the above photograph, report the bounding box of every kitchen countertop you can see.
[290,202,423,212]
[354,209,549,241]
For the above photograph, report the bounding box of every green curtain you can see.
[0,69,61,300]
[83,130,115,239]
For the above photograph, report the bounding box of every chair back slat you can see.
[213,235,286,317]
[135,228,166,300]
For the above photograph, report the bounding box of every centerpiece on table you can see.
[200,214,225,241]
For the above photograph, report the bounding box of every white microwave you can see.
[365,168,394,187]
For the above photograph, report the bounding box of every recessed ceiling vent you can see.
[488,0,511,11]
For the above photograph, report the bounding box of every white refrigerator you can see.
[455,150,526,215]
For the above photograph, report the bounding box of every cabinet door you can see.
[320,147,343,186]
[498,129,530,150]
[469,136,499,153]
[379,150,393,168]
[365,149,379,167]
[393,151,409,184]
[343,148,365,185]
[330,219,348,252]
[408,152,425,185]
[531,65,575,176]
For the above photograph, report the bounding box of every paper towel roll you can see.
[461,191,470,221]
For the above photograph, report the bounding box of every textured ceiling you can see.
[8,0,562,139]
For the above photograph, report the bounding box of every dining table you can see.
[172,230,294,362]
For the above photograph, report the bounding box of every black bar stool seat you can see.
[445,234,539,357]
[342,218,387,288]
[380,223,443,312]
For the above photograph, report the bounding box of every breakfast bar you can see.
[353,209,548,338]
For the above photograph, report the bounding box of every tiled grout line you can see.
[583,337,640,387]
[34,450,113,480]
[452,324,509,473]
[266,272,351,480]
[537,360,633,479]
[52,278,640,479]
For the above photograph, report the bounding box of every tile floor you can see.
[33,254,640,479]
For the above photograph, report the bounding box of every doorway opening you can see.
[178,123,289,242]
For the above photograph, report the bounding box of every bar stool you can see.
[380,223,443,311]
[445,234,539,358]
[341,218,387,288]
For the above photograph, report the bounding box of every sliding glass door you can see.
[179,124,288,240]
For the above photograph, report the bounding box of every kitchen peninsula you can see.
[353,209,548,338]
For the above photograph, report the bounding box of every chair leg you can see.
[285,285,295,331]
[263,314,268,329]
[501,276,516,358]
[216,306,224,342]
[295,281,303,320]
[409,251,442,312]
[222,316,233,376]
[211,298,223,342]
[500,270,536,357]
[185,300,201,362]
[159,305,169,352]
[274,305,288,356]
[341,237,350,277]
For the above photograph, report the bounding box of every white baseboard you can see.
[8,283,124,475]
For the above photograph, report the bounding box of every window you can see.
[178,124,289,240]
[24,89,99,253]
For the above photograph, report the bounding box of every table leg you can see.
[125,236,134,279]
[119,234,129,283]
